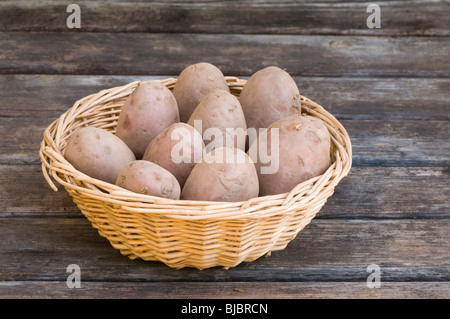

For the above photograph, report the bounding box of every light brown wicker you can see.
[39,76,352,270]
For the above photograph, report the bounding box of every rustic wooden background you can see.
[0,0,449,299]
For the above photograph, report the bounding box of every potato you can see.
[173,62,230,122]
[187,89,247,151]
[115,81,180,158]
[64,126,136,184]
[239,66,301,131]
[115,160,180,199]
[181,147,259,202]
[142,122,205,187]
[248,114,331,196]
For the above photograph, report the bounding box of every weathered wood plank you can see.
[344,120,450,167]
[0,1,448,36]
[324,166,449,219]
[1,33,449,76]
[301,77,450,121]
[2,115,448,166]
[0,165,78,217]
[1,281,448,299]
[1,165,448,219]
[0,75,171,118]
[0,117,51,165]
[1,75,449,120]
[0,218,448,282]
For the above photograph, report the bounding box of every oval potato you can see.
[115,81,180,158]
[173,62,230,122]
[239,66,301,131]
[64,126,136,184]
[115,160,181,199]
[187,89,247,151]
[248,114,331,196]
[181,147,259,202]
[142,122,205,187]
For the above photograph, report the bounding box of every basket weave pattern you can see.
[39,77,352,269]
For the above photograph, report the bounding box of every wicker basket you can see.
[39,76,352,270]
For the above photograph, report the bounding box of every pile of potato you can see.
[64,63,331,202]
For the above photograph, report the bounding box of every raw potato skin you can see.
[115,81,180,159]
[248,114,331,196]
[181,147,259,202]
[115,160,181,200]
[64,126,136,184]
[187,89,247,151]
[142,122,205,187]
[239,66,301,132]
[173,62,230,122]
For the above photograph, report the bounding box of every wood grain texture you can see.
[344,120,450,167]
[0,165,79,217]
[0,1,448,36]
[0,218,448,282]
[1,75,449,120]
[1,165,448,219]
[1,281,448,299]
[1,32,449,76]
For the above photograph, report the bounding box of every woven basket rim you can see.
[39,76,352,220]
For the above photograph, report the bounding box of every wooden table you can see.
[1,1,449,299]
